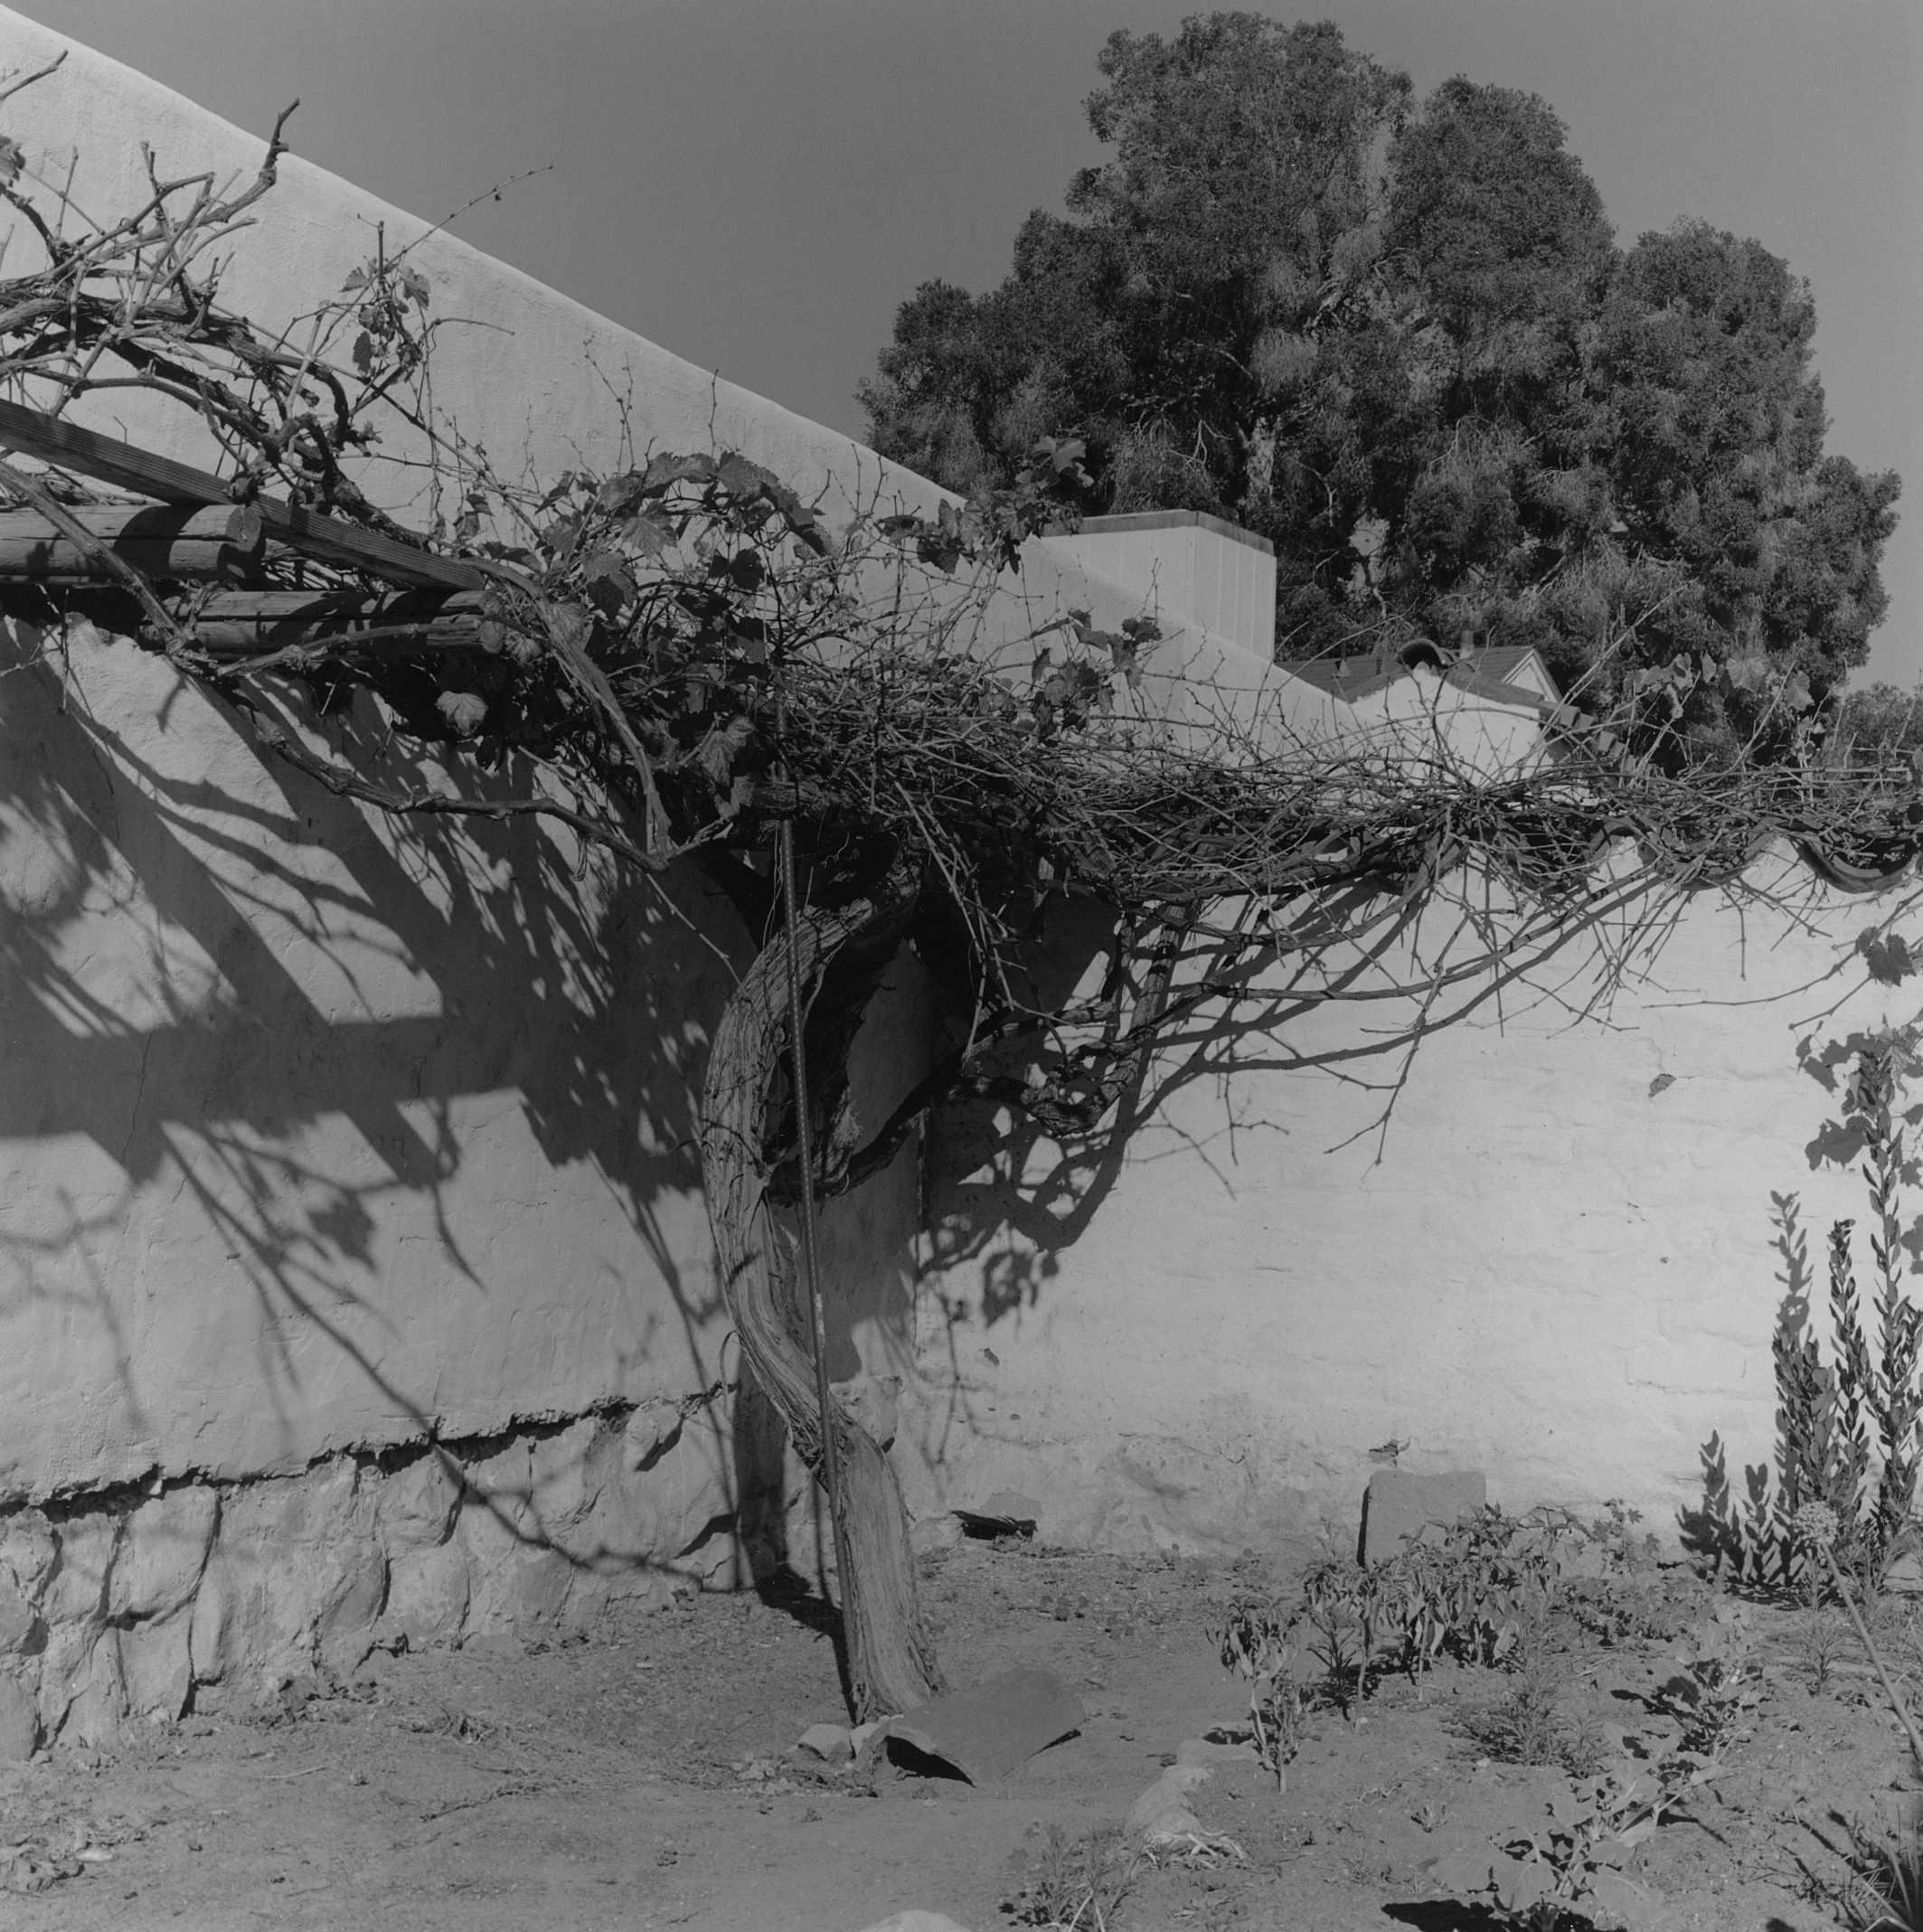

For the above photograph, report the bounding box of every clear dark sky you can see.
[14,0,1923,680]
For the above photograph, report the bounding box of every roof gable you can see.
[1281,641,1560,711]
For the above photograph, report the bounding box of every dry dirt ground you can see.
[0,1532,1910,1930]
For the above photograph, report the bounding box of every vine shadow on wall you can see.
[0,618,760,1589]
[908,868,1690,1467]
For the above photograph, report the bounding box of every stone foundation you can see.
[0,1393,750,1755]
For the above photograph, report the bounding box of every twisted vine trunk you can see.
[699,855,945,1718]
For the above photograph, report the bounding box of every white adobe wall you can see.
[899,853,1923,1556]
[0,9,1232,1499]
[0,11,950,1509]
[0,11,1917,1744]
[1043,514,1277,663]
[0,11,1252,1735]
[1331,666,1552,778]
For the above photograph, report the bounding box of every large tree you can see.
[861,14,1900,748]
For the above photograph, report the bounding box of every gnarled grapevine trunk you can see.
[699,856,944,1718]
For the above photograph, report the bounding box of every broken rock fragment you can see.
[797,1721,853,1765]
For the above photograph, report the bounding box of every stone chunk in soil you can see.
[854,1914,975,1932]
[1359,1467,1486,1563]
[1127,1762,1213,1839]
[797,1721,853,1765]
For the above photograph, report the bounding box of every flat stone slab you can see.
[1358,1467,1486,1564]
[884,1666,1084,1784]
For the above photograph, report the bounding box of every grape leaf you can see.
[436,690,486,737]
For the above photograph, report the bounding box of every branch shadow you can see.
[1,617,758,1590]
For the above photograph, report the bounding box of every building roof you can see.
[1283,641,1559,711]
[1044,509,1276,556]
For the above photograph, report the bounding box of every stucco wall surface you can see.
[899,858,1923,1556]
[3,612,756,1492]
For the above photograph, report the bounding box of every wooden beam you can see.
[182,587,487,656]
[0,398,483,591]
[0,505,275,583]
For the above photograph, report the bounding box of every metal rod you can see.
[777,798,855,1622]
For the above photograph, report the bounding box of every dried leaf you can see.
[0,137,22,187]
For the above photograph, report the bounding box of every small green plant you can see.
[1456,1591,1612,1777]
[1004,1822,1139,1931]
[1430,1591,1777,1932]
[1215,1597,1305,1784]
[1560,1500,1697,1646]
[1456,1590,1570,1767]
[1557,1704,1609,1781]
[1435,1616,1756,1927]
[1428,1758,1688,1928]
[1797,1564,1854,1695]
[1298,1554,1379,1709]
[1217,1501,1658,1783]
[1647,1602,1765,1761]
[1216,1501,1648,1758]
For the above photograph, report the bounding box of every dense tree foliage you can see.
[860,14,1900,758]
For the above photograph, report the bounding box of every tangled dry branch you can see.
[1,67,1919,1164]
